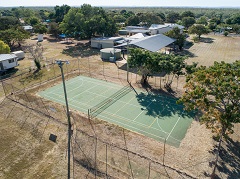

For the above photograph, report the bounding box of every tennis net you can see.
[89,85,131,119]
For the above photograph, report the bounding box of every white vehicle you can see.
[11,51,25,60]
[0,54,18,71]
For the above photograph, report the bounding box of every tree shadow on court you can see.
[207,138,240,178]
[136,92,194,119]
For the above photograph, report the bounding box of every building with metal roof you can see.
[149,23,184,35]
[115,34,176,52]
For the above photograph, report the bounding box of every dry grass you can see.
[186,34,240,67]
[0,34,239,179]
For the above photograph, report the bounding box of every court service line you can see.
[133,101,153,121]
[111,96,136,115]
[76,89,141,108]
[98,113,167,141]
[166,115,181,141]
[50,77,83,93]
[68,83,100,99]
[40,93,89,112]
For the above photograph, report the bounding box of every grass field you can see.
[186,34,240,67]
[39,76,193,147]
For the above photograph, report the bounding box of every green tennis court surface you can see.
[38,76,194,147]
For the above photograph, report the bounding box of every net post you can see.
[88,109,90,119]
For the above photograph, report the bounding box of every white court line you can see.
[133,101,153,121]
[79,89,140,108]
[166,115,181,141]
[43,87,171,134]
[50,77,82,93]
[41,93,90,111]
[41,76,185,143]
[68,83,100,99]
[41,92,182,143]
[111,96,136,115]
[84,87,116,105]
[50,76,120,94]
[98,113,167,141]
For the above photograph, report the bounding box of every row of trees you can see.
[128,48,196,86]
[59,4,117,38]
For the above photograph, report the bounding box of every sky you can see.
[0,0,240,8]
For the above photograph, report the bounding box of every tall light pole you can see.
[127,40,130,83]
[56,60,71,179]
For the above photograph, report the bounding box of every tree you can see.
[60,5,117,38]
[232,24,240,34]
[25,43,44,71]
[157,12,166,22]
[196,16,208,26]
[0,16,20,30]
[139,13,164,27]
[54,4,71,23]
[48,22,61,38]
[178,61,240,178]
[128,48,187,86]
[0,40,10,54]
[166,11,180,23]
[28,16,40,26]
[165,27,186,50]
[208,23,216,31]
[126,15,140,26]
[188,24,209,40]
[231,13,240,24]
[33,24,47,34]
[181,17,196,29]
[181,11,195,19]
[0,27,30,49]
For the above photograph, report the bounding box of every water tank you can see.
[100,48,121,61]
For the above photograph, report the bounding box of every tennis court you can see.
[38,76,194,147]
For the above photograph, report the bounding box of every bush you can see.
[192,36,199,43]
[224,31,229,36]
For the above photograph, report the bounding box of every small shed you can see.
[0,54,18,71]
[100,48,121,61]
[91,37,124,49]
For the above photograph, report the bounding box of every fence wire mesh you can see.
[0,58,199,179]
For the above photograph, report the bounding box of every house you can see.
[149,23,184,35]
[91,37,124,49]
[119,26,150,36]
[0,54,18,71]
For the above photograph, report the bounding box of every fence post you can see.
[163,138,166,166]
[106,144,108,178]
[78,58,80,76]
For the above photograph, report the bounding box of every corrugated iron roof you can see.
[114,34,175,52]
[130,34,175,52]
[0,54,17,62]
